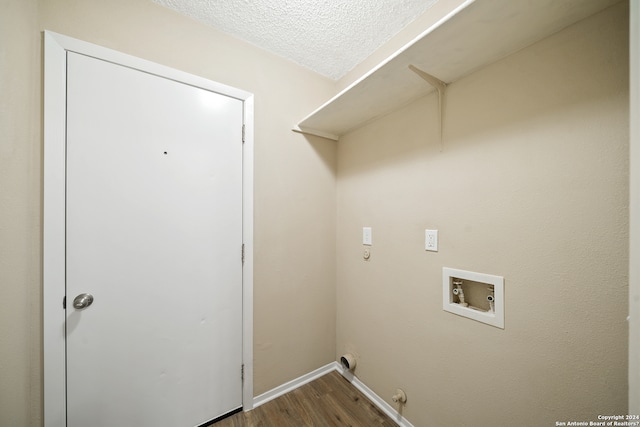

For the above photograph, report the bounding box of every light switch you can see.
[363,227,372,246]
[425,229,438,251]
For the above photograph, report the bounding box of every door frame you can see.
[43,31,254,426]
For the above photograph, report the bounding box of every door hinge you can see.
[241,243,245,264]
[242,124,245,144]
[241,364,244,381]
[63,296,66,309]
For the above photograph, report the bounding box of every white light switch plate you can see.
[425,229,438,251]
[363,227,372,246]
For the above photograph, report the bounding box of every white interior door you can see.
[65,51,243,427]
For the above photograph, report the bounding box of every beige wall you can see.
[336,3,629,426]
[0,1,42,426]
[1,0,337,424]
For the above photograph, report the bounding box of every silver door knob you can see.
[73,293,94,310]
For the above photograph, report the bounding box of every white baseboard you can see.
[253,361,415,427]
[252,362,336,408]
[334,363,415,427]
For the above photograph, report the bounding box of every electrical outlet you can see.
[425,229,438,252]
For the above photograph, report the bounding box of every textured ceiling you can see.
[152,0,440,80]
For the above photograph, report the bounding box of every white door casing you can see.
[43,31,254,426]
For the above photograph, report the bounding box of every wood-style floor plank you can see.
[213,371,397,427]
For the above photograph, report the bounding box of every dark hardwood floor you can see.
[213,371,397,427]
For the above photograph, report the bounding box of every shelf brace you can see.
[409,65,448,151]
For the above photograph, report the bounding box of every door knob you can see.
[73,293,94,310]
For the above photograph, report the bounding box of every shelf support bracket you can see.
[409,65,448,151]
[292,126,340,141]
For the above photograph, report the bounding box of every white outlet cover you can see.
[425,229,438,251]
[442,267,504,329]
